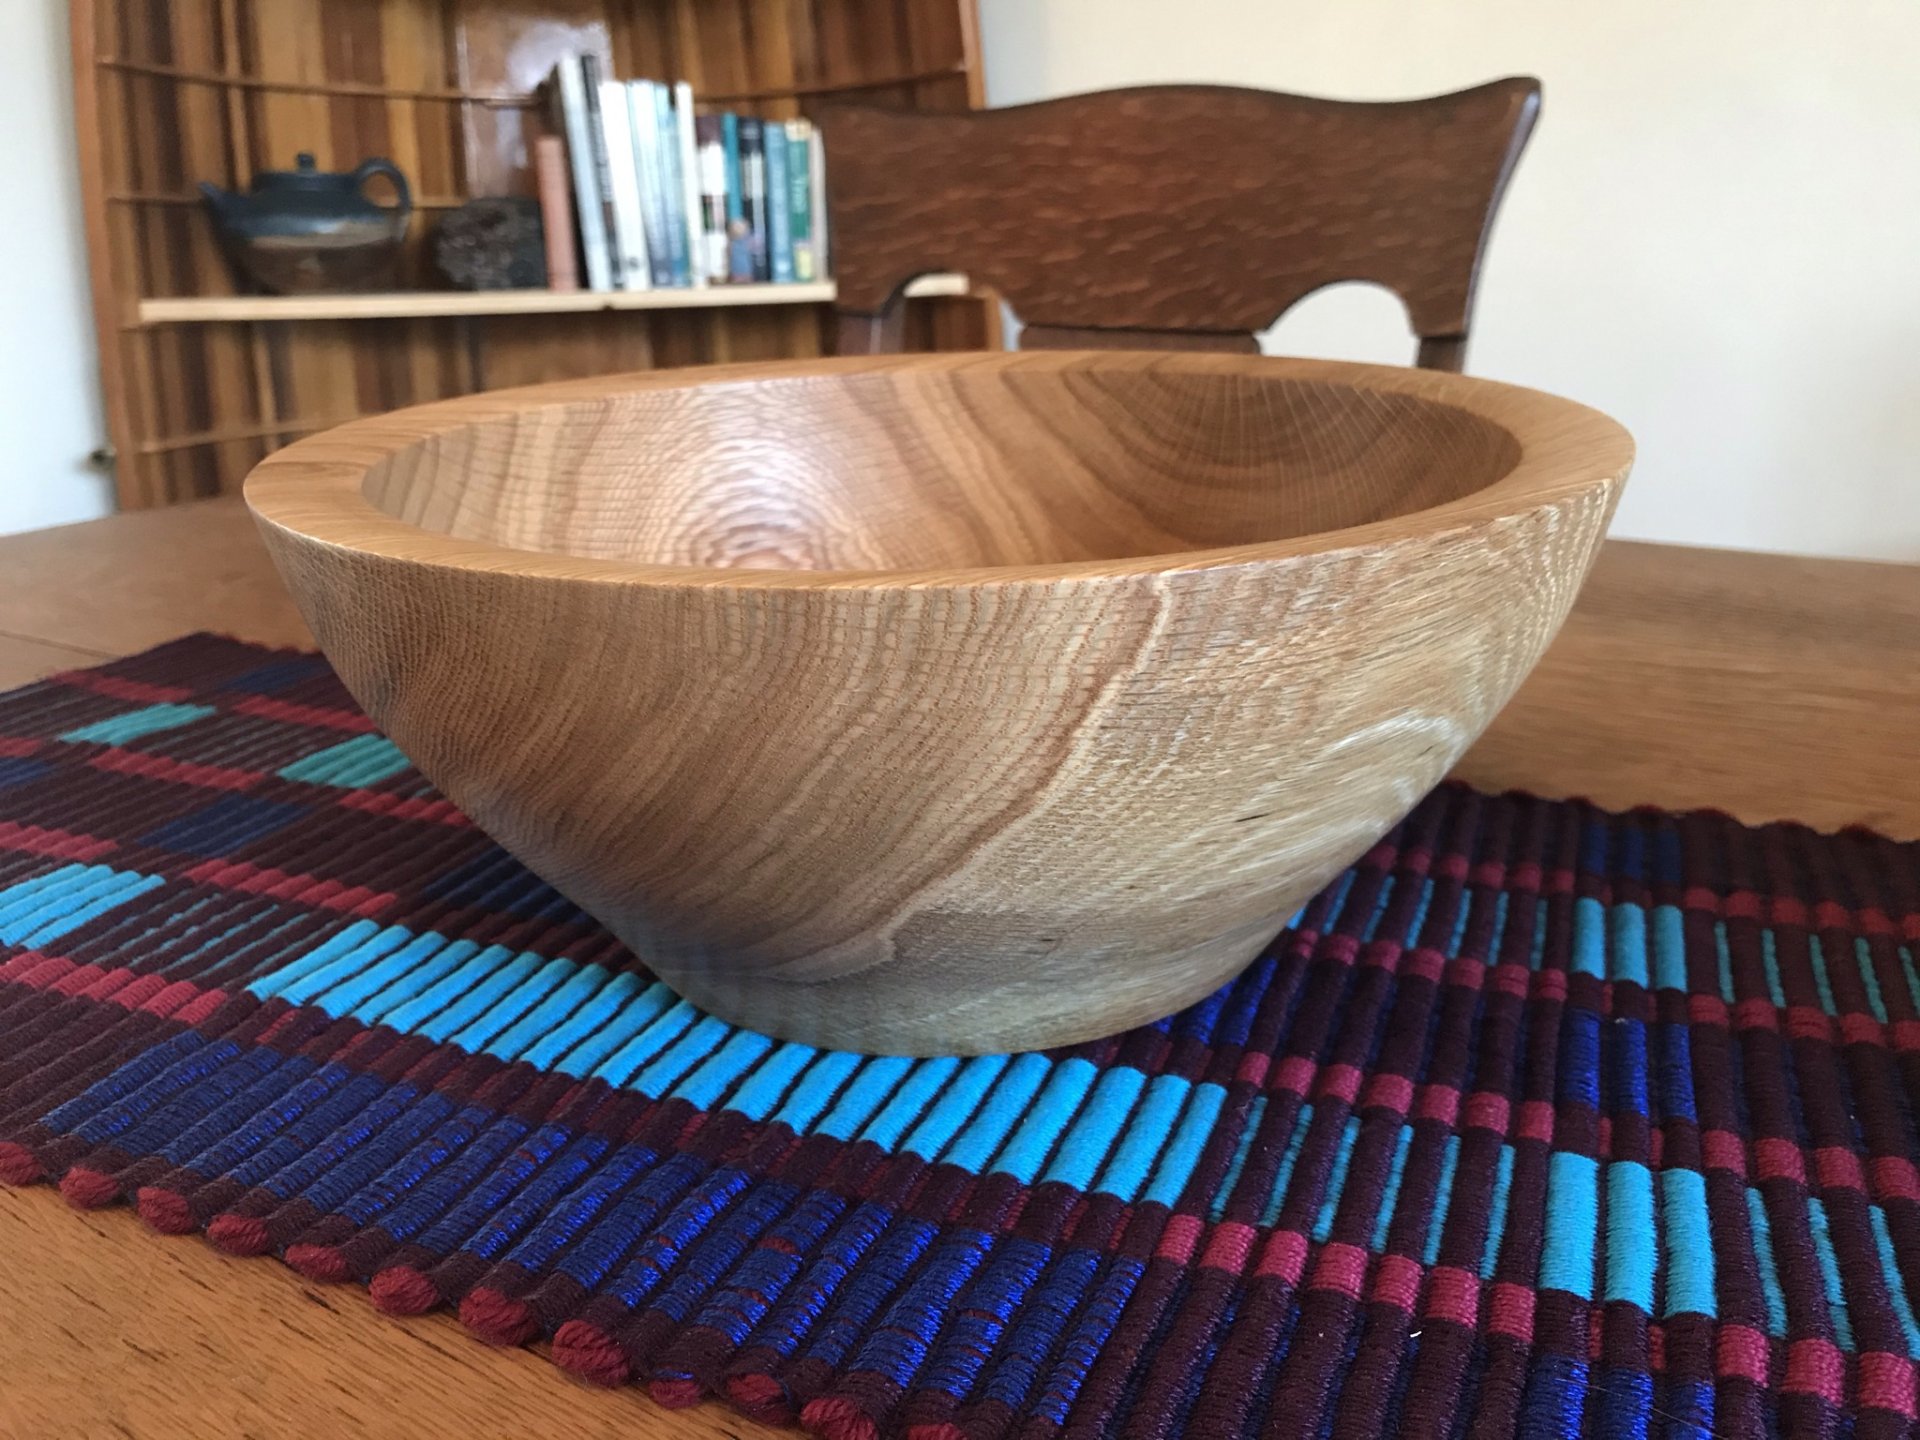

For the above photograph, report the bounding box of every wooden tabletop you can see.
[0,497,1916,1438]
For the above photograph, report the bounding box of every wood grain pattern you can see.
[0,1187,754,1440]
[72,0,994,510]
[2,506,1916,1437]
[0,634,114,689]
[0,499,315,658]
[823,79,1540,366]
[246,351,1630,1053]
[1453,542,1920,839]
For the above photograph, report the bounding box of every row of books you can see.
[542,55,827,293]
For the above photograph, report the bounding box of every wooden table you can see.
[0,498,1916,1438]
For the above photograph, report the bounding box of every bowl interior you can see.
[361,364,1524,572]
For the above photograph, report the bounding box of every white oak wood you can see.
[246,351,1632,1054]
[136,274,969,326]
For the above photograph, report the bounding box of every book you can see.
[738,117,770,282]
[695,115,730,285]
[764,120,794,283]
[722,113,753,283]
[673,82,707,290]
[595,80,651,290]
[578,55,625,289]
[532,135,578,291]
[651,82,692,286]
[550,57,611,291]
[627,81,675,287]
[786,120,815,283]
[808,120,829,278]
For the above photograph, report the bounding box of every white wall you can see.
[0,1,111,536]
[980,1,1920,562]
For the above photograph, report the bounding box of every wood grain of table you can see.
[0,496,1915,1438]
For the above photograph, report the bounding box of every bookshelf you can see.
[71,0,991,509]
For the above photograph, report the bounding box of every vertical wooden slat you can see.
[71,0,145,507]
[215,0,289,457]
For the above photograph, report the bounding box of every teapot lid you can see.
[254,154,347,190]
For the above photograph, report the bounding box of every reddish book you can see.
[533,135,579,292]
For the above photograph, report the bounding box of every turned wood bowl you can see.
[246,353,1632,1055]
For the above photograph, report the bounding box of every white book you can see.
[673,82,708,290]
[696,117,729,284]
[628,81,672,288]
[552,57,611,292]
[809,119,829,279]
[596,80,651,291]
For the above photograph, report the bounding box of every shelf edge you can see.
[135,274,969,325]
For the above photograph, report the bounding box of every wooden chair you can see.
[822,78,1541,371]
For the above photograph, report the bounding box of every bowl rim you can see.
[244,351,1634,591]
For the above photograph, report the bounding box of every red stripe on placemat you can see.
[231,694,379,733]
[0,819,117,861]
[337,788,473,826]
[54,670,196,705]
[183,858,397,919]
[2,956,229,1018]
[89,747,265,792]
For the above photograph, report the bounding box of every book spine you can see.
[554,58,611,292]
[674,82,707,290]
[786,120,814,283]
[653,83,691,286]
[722,113,753,284]
[596,80,651,291]
[808,119,829,279]
[533,135,579,291]
[765,121,794,283]
[739,117,769,283]
[628,82,674,288]
[579,54,624,288]
[695,115,730,285]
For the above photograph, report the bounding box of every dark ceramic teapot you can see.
[200,154,413,294]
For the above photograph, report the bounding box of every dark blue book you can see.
[738,117,770,282]
[722,113,753,284]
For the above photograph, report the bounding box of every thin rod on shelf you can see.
[704,64,970,103]
[136,415,362,455]
[107,189,471,210]
[94,55,967,109]
[95,55,535,107]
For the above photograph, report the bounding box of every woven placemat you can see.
[2,635,1918,1439]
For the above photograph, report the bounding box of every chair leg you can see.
[835,310,906,356]
[1416,335,1468,372]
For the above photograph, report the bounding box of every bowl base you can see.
[644,907,1291,1056]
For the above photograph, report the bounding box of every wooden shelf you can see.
[135,275,968,326]
[74,0,990,508]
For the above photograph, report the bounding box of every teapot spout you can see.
[198,181,240,221]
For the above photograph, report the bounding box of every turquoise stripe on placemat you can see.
[0,862,164,947]
[59,702,214,745]
[1540,1150,1600,1299]
[278,734,411,787]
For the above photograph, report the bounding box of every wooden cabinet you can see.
[70,0,989,509]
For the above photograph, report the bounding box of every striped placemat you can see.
[2,634,1918,1439]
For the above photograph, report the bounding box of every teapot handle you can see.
[352,158,413,238]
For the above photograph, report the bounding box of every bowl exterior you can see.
[255,469,1619,1055]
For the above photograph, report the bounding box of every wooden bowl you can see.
[246,353,1632,1055]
